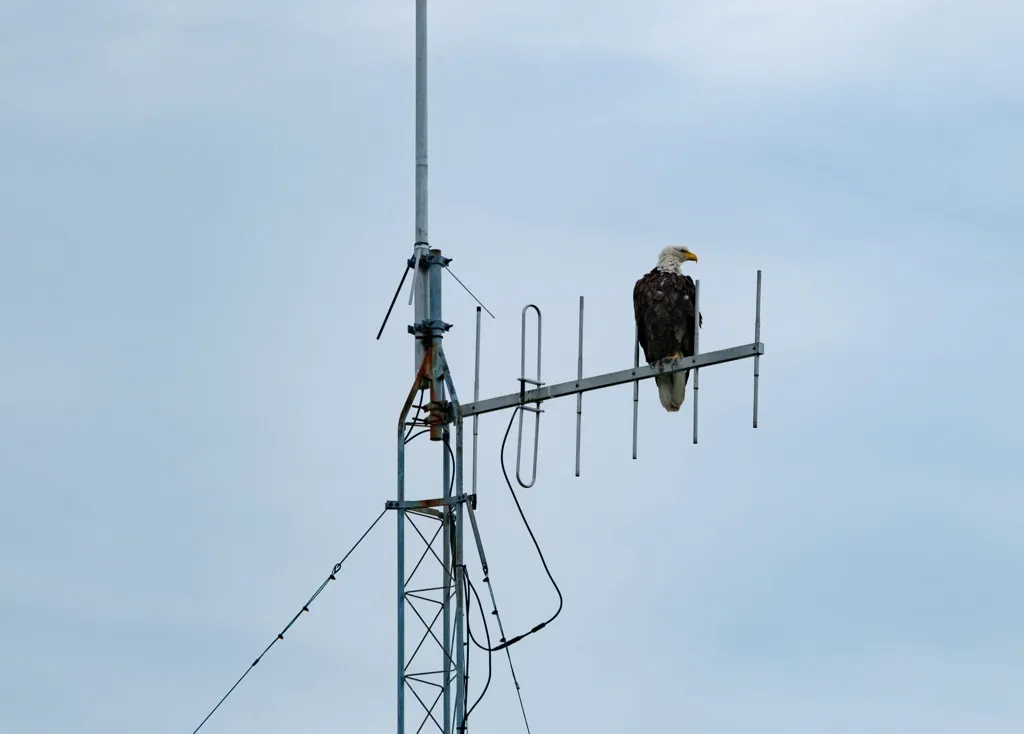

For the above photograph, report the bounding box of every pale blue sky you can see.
[1,1,1022,732]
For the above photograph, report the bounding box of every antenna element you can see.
[516,305,543,488]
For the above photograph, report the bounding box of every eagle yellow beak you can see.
[683,251,698,263]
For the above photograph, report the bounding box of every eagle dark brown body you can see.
[632,247,702,411]
[633,268,699,364]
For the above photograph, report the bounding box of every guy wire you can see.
[191,508,388,734]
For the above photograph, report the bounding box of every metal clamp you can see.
[407,319,453,336]
[516,304,543,488]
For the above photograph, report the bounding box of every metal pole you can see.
[415,0,427,245]
[411,0,429,372]
[413,255,429,372]
[692,279,700,444]
[438,350,466,733]
[753,270,762,429]
[472,307,481,496]
[422,251,451,732]
[442,426,452,734]
[445,361,466,732]
[429,250,445,441]
[632,326,640,460]
[397,358,429,734]
[454,490,466,733]
[575,296,584,477]
[396,424,406,734]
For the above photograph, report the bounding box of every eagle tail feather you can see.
[671,370,689,410]
[655,372,688,412]
[655,374,675,411]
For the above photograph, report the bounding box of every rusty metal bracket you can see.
[386,495,477,512]
[421,400,455,426]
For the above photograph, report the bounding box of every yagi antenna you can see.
[464,271,764,476]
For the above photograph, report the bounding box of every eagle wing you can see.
[683,274,703,329]
[633,276,650,356]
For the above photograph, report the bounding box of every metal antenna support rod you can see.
[464,500,490,575]
[411,254,429,373]
[410,0,429,364]
[632,326,640,459]
[441,423,452,734]
[692,279,700,445]
[414,0,427,245]
[428,251,445,441]
[472,306,481,496]
[753,270,762,428]
[438,348,466,730]
[411,250,429,373]
[574,296,584,477]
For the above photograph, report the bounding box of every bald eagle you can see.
[633,246,703,412]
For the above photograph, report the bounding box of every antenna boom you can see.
[463,342,764,418]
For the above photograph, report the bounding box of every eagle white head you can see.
[656,245,699,273]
